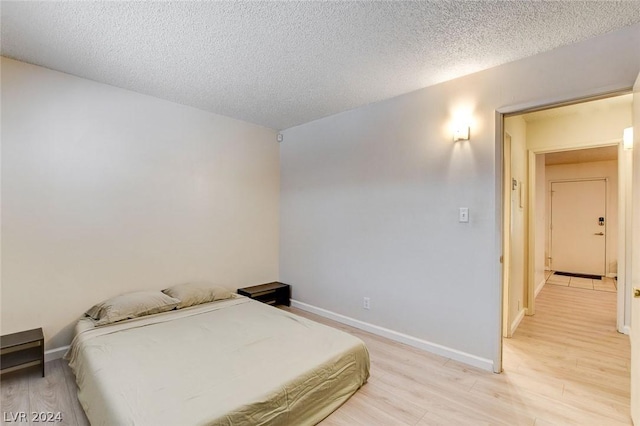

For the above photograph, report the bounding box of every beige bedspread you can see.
[65,296,369,426]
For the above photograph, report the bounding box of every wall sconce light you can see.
[453,124,470,142]
[623,127,633,150]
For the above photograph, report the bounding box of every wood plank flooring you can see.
[312,283,631,425]
[0,283,630,425]
[1,359,89,426]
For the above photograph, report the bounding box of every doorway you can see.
[499,91,633,372]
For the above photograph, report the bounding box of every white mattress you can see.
[65,296,369,425]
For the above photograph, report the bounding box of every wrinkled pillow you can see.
[86,291,180,326]
[162,282,232,309]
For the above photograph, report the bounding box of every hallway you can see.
[503,283,631,424]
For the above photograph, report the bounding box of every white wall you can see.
[527,101,631,152]
[545,160,618,276]
[280,23,640,368]
[1,58,280,349]
[504,116,527,333]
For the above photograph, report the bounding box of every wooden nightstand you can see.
[237,282,291,306]
[1,327,45,377]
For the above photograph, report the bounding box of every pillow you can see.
[86,291,180,326]
[162,282,232,309]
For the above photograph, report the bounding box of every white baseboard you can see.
[620,325,630,335]
[510,308,526,335]
[44,345,69,362]
[606,273,617,278]
[535,278,546,298]
[290,299,494,372]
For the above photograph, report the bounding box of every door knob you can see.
[634,288,640,298]
[594,232,604,236]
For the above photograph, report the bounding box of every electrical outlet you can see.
[363,297,370,310]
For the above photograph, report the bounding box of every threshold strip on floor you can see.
[553,271,602,280]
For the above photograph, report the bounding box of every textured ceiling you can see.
[2,2,640,130]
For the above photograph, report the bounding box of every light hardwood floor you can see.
[1,283,630,425]
[1,358,89,426]
[314,282,630,425]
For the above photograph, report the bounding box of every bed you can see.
[65,294,370,426]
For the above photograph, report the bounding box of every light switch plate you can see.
[459,207,469,223]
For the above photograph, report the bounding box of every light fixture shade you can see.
[623,127,633,150]
[453,125,470,142]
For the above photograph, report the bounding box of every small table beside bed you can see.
[65,283,370,426]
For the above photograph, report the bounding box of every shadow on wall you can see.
[48,322,77,350]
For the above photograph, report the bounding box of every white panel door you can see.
[550,179,606,276]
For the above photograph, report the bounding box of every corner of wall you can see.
[510,308,526,335]
[535,278,546,298]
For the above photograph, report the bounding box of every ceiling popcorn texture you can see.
[2,1,640,130]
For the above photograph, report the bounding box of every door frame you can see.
[549,178,608,277]
[501,133,512,338]
[495,88,633,373]
[528,145,627,333]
